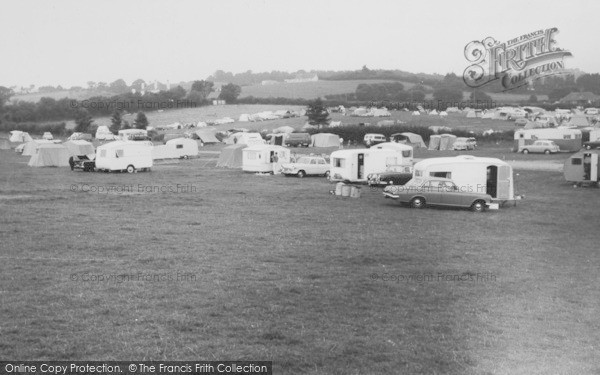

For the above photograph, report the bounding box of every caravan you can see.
[152,138,199,160]
[411,155,514,201]
[242,145,291,173]
[564,150,600,184]
[514,128,582,152]
[95,141,153,173]
[330,148,410,183]
[371,142,413,166]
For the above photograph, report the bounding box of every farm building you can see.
[311,133,340,148]
[564,149,600,184]
[217,144,247,168]
[242,145,290,173]
[28,144,70,167]
[412,155,514,201]
[513,128,582,152]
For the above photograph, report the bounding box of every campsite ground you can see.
[1,146,599,374]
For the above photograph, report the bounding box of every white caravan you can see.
[242,145,290,173]
[95,141,153,173]
[330,148,411,183]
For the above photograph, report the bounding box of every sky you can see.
[1,0,598,88]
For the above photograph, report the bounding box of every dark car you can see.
[583,140,600,150]
[285,133,311,147]
[367,171,413,186]
[383,177,492,212]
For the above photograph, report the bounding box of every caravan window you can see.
[402,150,412,158]
[333,158,345,168]
[571,158,582,165]
[430,171,451,178]
[385,157,398,166]
[564,135,571,139]
[176,144,183,149]
[116,149,124,157]
[247,151,258,160]
[100,150,106,158]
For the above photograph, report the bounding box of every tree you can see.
[576,73,600,94]
[470,90,493,102]
[0,86,14,108]
[218,83,241,103]
[130,79,146,92]
[433,87,464,105]
[133,111,148,129]
[169,85,186,100]
[109,79,129,94]
[110,110,122,134]
[74,109,94,133]
[190,80,214,101]
[305,98,330,129]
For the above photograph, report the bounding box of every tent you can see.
[523,121,543,129]
[371,108,391,117]
[466,110,477,118]
[273,126,295,134]
[194,130,220,144]
[515,118,528,126]
[28,144,70,167]
[481,111,496,119]
[22,140,54,156]
[9,131,33,143]
[430,109,439,115]
[311,133,340,147]
[412,111,421,116]
[64,140,95,156]
[569,115,590,127]
[238,114,250,122]
[439,134,457,150]
[0,138,10,150]
[394,132,426,148]
[439,111,448,117]
[217,144,247,168]
[96,126,117,140]
[428,135,441,150]
[224,132,265,145]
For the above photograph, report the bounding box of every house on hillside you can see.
[559,92,600,106]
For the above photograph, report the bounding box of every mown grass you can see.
[1,149,599,374]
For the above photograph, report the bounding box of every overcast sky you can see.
[1,0,597,88]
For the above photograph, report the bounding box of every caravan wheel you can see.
[126,165,135,174]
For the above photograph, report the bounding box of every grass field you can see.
[1,145,599,374]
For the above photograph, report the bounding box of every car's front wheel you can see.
[297,170,305,178]
[410,197,425,209]
[544,150,550,154]
[324,170,330,178]
[471,200,486,212]
[522,149,529,154]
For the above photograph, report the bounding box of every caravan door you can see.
[357,153,364,179]
[496,165,511,199]
[591,153,599,181]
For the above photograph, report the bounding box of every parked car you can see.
[69,155,96,172]
[281,156,329,178]
[452,137,477,151]
[285,133,311,147]
[521,140,560,154]
[583,140,600,150]
[383,177,492,212]
[367,171,413,186]
[363,133,386,147]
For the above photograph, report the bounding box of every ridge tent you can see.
[439,134,457,150]
[311,133,340,147]
[428,135,441,150]
[42,132,53,140]
[392,132,426,148]
[466,110,477,118]
[569,115,590,127]
[412,111,420,115]
[217,144,247,168]
[22,140,55,156]
[64,140,95,156]
[430,109,439,115]
[439,111,448,117]
[9,131,33,143]
[28,144,70,167]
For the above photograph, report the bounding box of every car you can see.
[285,133,311,147]
[452,137,477,151]
[367,171,413,187]
[383,177,492,212]
[363,133,386,147]
[281,156,330,178]
[583,140,600,150]
[521,140,560,154]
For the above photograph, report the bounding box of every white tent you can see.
[42,132,53,140]
[96,125,116,140]
[439,111,448,117]
[224,132,265,145]
[371,108,391,117]
[196,121,208,128]
[217,144,247,168]
[28,144,70,167]
[439,134,457,150]
[412,111,421,116]
[428,135,441,150]
[273,126,295,134]
[22,140,54,156]
[9,131,33,143]
[466,110,477,118]
[238,114,250,122]
[430,109,439,115]
[398,132,426,148]
[311,133,340,147]
[64,140,95,156]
